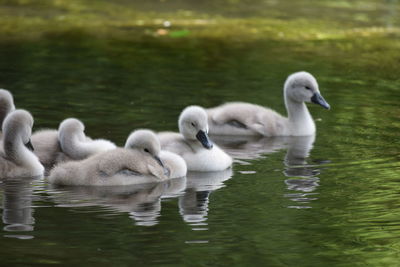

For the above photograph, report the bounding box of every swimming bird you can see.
[206,71,330,136]
[0,109,44,178]
[48,130,171,186]
[0,89,15,128]
[31,118,116,168]
[0,89,16,154]
[159,151,187,178]
[158,106,232,172]
[124,129,187,178]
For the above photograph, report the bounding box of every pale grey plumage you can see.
[31,118,116,168]
[207,71,330,136]
[48,130,171,186]
[31,129,64,168]
[0,89,16,147]
[158,106,232,172]
[0,109,44,178]
[48,148,168,186]
[0,89,15,128]
[124,129,187,178]
[159,151,187,178]
[58,118,116,160]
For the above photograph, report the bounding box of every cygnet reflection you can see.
[210,135,288,163]
[282,135,322,208]
[212,134,325,209]
[1,178,35,238]
[179,168,233,227]
[284,135,317,177]
[48,177,186,227]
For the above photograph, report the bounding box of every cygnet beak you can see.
[154,155,170,177]
[311,92,330,110]
[25,139,34,151]
[154,155,164,168]
[196,130,213,149]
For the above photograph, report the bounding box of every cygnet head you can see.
[0,89,15,127]
[125,129,165,169]
[284,71,330,110]
[58,118,86,142]
[178,105,213,149]
[3,109,35,152]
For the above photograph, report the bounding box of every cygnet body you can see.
[30,129,60,168]
[0,89,15,128]
[58,118,116,160]
[32,118,116,167]
[48,130,170,186]
[158,106,232,172]
[123,129,187,178]
[0,109,44,178]
[207,72,330,136]
[159,151,187,178]
[0,89,16,147]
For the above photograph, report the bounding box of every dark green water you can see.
[0,0,399,266]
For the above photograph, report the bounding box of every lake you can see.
[0,0,399,266]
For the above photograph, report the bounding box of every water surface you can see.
[0,0,399,266]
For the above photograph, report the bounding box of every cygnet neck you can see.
[4,132,36,168]
[4,131,21,161]
[284,93,315,136]
[61,132,91,160]
[0,91,15,127]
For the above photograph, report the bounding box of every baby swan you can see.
[0,109,44,178]
[207,71,330,136]
[158,106,232,172]
[48,130,171,186]
[124,129,187,178]
[31,118,116,167]
[58,118,116,160]
[159,151,187,178]
[0,89,15,128]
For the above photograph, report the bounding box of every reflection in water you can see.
[210,135,287,163]
[283,135,320,209]
[179,169,233,229]
[212,134,325,209]
[49,177,186,226]
[284,135,319,178]
[1,178,35,239]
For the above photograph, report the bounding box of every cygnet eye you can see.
[305,86,311,90]
[191,122,196,127]
[144,148,150,153]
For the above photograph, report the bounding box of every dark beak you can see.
[196,130,213,149]
[154,155,164,168]
[311,92,330,110]
[154,155,170,177]
[25,139,34,151]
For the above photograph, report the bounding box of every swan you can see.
[0,109,44,178]
[207,71,330,136]
[31,118,116,167]
[0,89,15,147]
[159,151,187,178]
[123,129,187,178]
[0,89,15,128]
[58,118,116,160]
[158,106,232,172]
[48,130,171,186]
